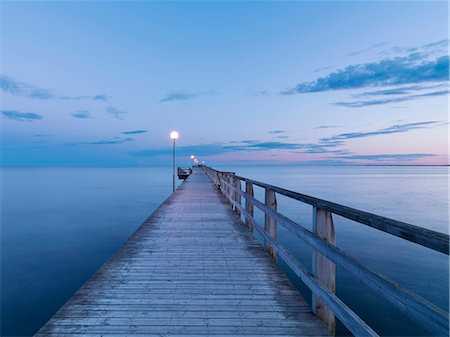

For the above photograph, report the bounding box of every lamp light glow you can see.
[170,131,179,140]
[190,155,195,159]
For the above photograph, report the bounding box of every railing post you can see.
[230,174,236,210]
[245,182,254,230]
[218,173,222,191]
[233,177,241,215]
[225,174,232,204]
[264,189,277,259]
[227,174,232,203]
[223,174,227,195]
[312,207,336,335]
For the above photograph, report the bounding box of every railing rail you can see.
[234,175,448,254]
[203,166,449,337]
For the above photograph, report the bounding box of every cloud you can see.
[348,42,388,56]
[129,139,345,158]
[34,134,49,137]
[159,90,215,102]
[1,110,43,122]
[321,121,441,142]
[226,140,315,151]
[333,153,435,161]
[281,55,449,94]
[247,89,269,96]
[71,137,134,146]
[87,138,133,145]
[379,39,448,58]
[0,75,109,101]
[106,106,127,119]
[313,65,335,73]
[93,95,110,102]
[58,95,110,101]
[71,110,91,119]
[422,39,449,50]
[128,120,443,159]
[130,144,226,157]
[268,130,286,134]
[237,141,302,150]
[281,40,449,108]
[291,147,351,155]
[334,89,448,107]
[228,140,257,144]
[314,125,341,129]
[354,84,440,97]
[122,130,147,135]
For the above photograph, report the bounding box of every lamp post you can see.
[170,131,179,192]
[190,155,195,166]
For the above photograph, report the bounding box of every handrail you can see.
[234,175,448,254]
[203,166,449,337]
[223,175,448,332]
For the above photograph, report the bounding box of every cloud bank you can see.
[333,153,435,161]
[0,75,109,101]
[128,120,442,164]
[282,55,449,94]
[281,40,449,107]
[321,121,441,142]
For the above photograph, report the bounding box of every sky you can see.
[1,1,449,166]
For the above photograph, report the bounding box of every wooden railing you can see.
[203,166,449,337]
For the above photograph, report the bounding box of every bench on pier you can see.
[177,166,192,180]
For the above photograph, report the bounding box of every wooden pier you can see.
[35,167,449,337]
[35,168,330,336]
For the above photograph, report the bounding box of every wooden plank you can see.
[35,168,329,337]
[312,207,336,335]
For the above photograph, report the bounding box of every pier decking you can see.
[35,168,330,336]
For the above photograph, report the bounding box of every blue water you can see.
[1,166,448,336]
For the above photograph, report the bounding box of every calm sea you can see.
[1,166,448,336]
